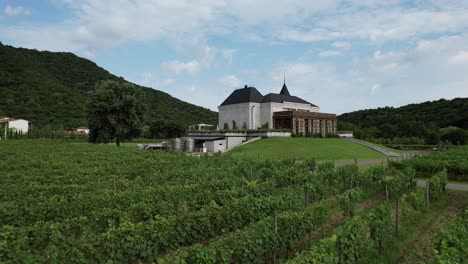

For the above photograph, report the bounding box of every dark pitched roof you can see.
[219,84,318,107]
[220,86,264,106]
[280,83,290,96]
[262,93,317,107]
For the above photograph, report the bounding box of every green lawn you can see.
[228,137,388,162]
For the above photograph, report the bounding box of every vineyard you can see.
[390,146,468,181]
[0,141,466,263]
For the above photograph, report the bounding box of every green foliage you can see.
[384,166,415,199]
[223,122,229,130]
[162,205,329,264]
[338,98,468,144]
[242,122,247,130]
[441,126,468,145]
[287,235,339,264]
[149,119,186,138]
[430,210,468,263]
[290,214,375,264]
[408,189,425,211]
[335,216,372,263]
[0,44,217,129]
[87,80,146,146]
[390,146,468,181]
[429,170,448,200]
[367,203,392,254]
[338,189,360,217]
[0,141,371,263]
[232,120,238,130]
[261,121,270,129]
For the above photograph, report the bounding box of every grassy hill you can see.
[0,43,217,128]
[228,138,387,162]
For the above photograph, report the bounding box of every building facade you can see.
[0,118,31,133]
[218,83,337,136]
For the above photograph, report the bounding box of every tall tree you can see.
[87,80,146,146]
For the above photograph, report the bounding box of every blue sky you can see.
[1,0,468,114]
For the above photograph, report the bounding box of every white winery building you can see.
[218,83,337,135]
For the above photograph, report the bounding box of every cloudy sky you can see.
[1,0,468,114]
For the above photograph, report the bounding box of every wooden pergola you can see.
[273,111,337,136]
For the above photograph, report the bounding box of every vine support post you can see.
[385,183,389,201]
[304,186,309,208]
[272,214,278,264]
[425,181,430,207]
[395,198,400,237]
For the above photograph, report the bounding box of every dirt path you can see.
[344,138,402,157]
[416,180,468,191]
[335,154,417,167]
[396,193,467,263]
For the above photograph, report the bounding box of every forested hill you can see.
[339,98,468,129]
[338,98,468,142]
[0,43,217,128]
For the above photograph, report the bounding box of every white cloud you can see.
[4,1,468,54]
[219,75,243,89]
[161,60,201,75]
[319,50,342,57]
[449,51,468,65]
[163,78,175,86]
[221,49,237,64]
[331,41,351,49]
[4,5,31,16]
[370,84,380,95]
[279,3,468,43]
[267,62,352,113]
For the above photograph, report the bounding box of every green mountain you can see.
[338,98,468,142]
[0,43,217,129]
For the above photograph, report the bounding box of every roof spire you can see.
[280,75,290,96]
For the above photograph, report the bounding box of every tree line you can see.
[338,98,468,145]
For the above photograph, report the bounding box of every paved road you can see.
[416,180,468,192]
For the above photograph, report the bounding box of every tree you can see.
[232,120,238,130]
[242,122,247,130]
[87,80,146,146]
[149,119,185,138]
[223,122,229,130]
[441,127,468,145]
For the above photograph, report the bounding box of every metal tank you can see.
[185,138,195,153]
[171,138,182,152]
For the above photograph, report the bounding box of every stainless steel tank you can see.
[171,138,182,152]
[185,138,195,153]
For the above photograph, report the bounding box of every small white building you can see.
[337,131,354,138]
[76,126,90,135]
[0,118,31,133]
